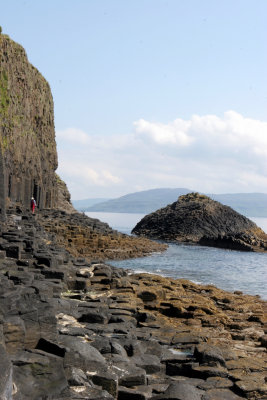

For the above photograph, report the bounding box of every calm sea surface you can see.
[86,212,267,300]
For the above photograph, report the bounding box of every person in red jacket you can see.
[31,197,37,214]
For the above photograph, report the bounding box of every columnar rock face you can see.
[0,147,5,221]
[0,33,58,215]
[132,193,267,252]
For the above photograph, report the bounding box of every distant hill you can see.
[72,198,110,211]
[84,188,191,213]
[83,189,267,217]
[210,193,267,217]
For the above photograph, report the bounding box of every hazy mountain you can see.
[72,198,110,211]
[83,188,191,213]
[82,189,267,217]
[209,193,267,217]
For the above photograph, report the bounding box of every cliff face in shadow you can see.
[0,33,58,216]
[132,193,267,252]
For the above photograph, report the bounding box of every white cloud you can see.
[56,111,267,199]
[59,160,121,187]
[134,118,193,146]
[56,128,91,145]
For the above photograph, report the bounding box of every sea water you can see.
[86,212,267,300]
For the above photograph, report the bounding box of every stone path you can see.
[38,209,166,261]
[0,208,266,399]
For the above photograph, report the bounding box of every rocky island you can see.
[0,33,266,399]
[132,193,267,252]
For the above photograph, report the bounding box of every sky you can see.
[2,0,267,199]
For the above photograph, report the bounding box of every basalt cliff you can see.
[132,193,267,252]
[0,33,59,218]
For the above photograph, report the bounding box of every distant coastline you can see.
[73,188,267,217]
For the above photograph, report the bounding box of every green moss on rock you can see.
[0,70,10,117]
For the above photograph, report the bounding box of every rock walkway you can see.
[37,209,166,261]
[0,209,266,399]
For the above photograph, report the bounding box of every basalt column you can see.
[0,144,6,221]
[0,33,58,210]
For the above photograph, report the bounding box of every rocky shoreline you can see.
[37,209,167,261]
[0,208,266,399]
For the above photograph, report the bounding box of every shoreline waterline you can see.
[86,212,267,300]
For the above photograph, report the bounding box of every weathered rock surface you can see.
[37,208,166,261]
[0,33,59,213]
[132,193,267,252]
[56,174,76,214]
[0,207,266,399]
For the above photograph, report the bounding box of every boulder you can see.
[59,335,107,372]
[151,381,202,400]
[0,345,13,400]
[194,344,226,367]
[12,350,67,399]
[91,370,118,397]
[202,388,245,400]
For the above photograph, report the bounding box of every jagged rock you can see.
[132,354,162,374]
[114,363,147,388]
[118,386,152,400]
[90,336,112,354]
[67,386,115,399]
[91,370,118,397]
[65,366,88,387]
[234,376,267,398]
[0,344,13,400]
[12,350,68,400]
[202,389,245,399]
[3,316,26,354]
[194,344,226,367]
[132,192,267,252]
[78,309,110,324]
[259,334,267,348]
[151,381,203,399]
[110,341,128,357]
[56,174,76,214]
[191,365,229,379]
[198,377,234,390]
[59,335,107,372]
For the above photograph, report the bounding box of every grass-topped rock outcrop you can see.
[132,193,267,252]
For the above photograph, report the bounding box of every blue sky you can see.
[2,1,267,199]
